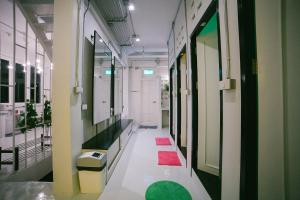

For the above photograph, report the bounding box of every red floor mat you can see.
[158,151,182,166]
[155,137,172,145]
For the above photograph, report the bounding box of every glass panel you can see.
[93,31,112,124]
[0,1,14,173]
[27,26,35,68]
[0,59,9,103]
[15,63,25,103]
[15,4,26,47]
[114,58,123,115]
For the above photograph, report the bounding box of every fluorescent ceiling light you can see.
[128,3,135,11]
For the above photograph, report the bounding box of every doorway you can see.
[176,47,188,160]
[141,75,160,127]
[169,66,175,140]
[191,2,222,199]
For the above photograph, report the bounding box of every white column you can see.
[52,0,80,196]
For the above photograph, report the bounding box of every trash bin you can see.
[77,151,107,194]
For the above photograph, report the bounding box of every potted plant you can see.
[18,100,38,133]
[43,97,52,137]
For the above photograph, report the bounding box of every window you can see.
[0,59,9,103]
[143,69,154,76]
[30,66,41,103]
[15,63,25,102]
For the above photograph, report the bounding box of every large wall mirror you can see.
[93,31,112,125]
[191,2,222,200]
[113,57,123,115]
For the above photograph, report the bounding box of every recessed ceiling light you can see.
[132,34,140,42]
[99,38,103,43]
[8,64,13,69]
[128,3,135,11]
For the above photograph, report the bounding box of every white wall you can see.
[282,1,300,198]
[256,0,300,199]
[167,0,242,199]
[256,1,285,199]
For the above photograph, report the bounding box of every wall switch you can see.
[74,86,83,94]
[219,79,236,90]
[81,104,88,110]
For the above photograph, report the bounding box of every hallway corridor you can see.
[0,0,299,199]
[100,128,210,200]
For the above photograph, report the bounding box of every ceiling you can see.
[17,0,180,60]
[95,0,180,58]
[130,0,179,50]
[17,0,54,59]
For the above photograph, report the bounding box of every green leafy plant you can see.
[164,84,169,91]
[18,100,38,133]
[43,99,52,127]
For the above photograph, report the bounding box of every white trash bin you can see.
[77,151,107,194]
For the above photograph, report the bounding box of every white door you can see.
[141,78,160,126]
[196,24,220,176]
[180,54,188,147]
[129,68,142,123]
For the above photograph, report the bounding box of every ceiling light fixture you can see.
[128,3,135,11]
[99,38,103,43]
[132,34,140,42]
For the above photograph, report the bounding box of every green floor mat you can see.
[145,180,192,200]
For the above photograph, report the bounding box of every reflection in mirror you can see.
[114,58,123,115]
[195,12,221,200]
[93,31,112,125]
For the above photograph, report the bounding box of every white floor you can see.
[99,128,210,200]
